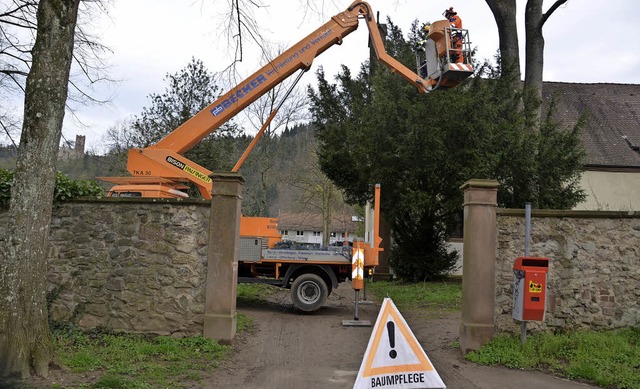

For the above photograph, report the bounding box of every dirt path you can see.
[205,285,600,389]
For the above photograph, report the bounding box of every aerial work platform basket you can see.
[416,19,474,90]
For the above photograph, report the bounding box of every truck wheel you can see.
[291,273,328,312]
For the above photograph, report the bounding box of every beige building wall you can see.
[576,170,640,211]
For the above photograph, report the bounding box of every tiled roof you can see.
[277,211,358,233]
[543,82,640,168]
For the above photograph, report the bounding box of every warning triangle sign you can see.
[353,298,446,389]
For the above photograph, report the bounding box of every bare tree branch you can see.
[0,0,115,145]
[540,0,568,28]
[0,114,18,147]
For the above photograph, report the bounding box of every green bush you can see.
[54,171,104,201]
[0,168,104,207]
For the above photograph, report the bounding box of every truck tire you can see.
[291,273,328,312]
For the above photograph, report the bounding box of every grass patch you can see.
[236,313,254,333]
[54,329,228,388]
[366,279,462,311]
[50,315,254,388]
[466,328,640,389]
[237,283,278,304]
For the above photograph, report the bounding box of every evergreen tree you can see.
[309,19,585,281]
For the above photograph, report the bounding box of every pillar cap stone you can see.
[209,171,245,183]
[459,179,499,191]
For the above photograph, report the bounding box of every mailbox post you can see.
[513,256,549,321]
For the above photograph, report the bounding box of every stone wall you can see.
[495,209,640,333]
[0,199,212,336]
[3,200,639,337]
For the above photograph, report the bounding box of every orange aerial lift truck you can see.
[99,1,473,311]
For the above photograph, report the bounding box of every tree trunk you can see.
[485,0,520,87]
[524,0,544,126]
[0,0,80,379]
[321,183,334,246]
[524,0,568,126]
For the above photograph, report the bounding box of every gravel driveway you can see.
[205,284,600,389]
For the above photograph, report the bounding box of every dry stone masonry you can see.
[42,200,210,336]
[2,201,638,336]
[495,210,640,333]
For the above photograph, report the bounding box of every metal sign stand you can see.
[342,290,371,327]
[343,241,371,327]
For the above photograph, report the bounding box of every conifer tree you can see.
[309,20,584,281]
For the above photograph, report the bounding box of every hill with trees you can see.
[0,122,349,222]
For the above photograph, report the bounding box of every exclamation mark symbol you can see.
[387,321,397,359]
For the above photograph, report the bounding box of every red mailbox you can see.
[513,256,549,321]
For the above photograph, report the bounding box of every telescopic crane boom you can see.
[100,1,473,198]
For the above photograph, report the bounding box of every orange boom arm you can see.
[106,1,468,198]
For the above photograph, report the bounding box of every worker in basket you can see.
[443,7,464,63]
[416,22,431,49]
[416,22,431,78]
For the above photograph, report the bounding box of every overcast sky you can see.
[64,0,640,153]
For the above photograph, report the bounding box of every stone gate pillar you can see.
[203,172,244,344]
[459,179,499,354]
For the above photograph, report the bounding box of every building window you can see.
[313,231,321,236]
[296,231,304,236]
[330,232,336,238]
[280,230,288,236]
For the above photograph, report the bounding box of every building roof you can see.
[277,211,359,233]
[543,82,640,168]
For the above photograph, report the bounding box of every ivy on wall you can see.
[0,169,104,207]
